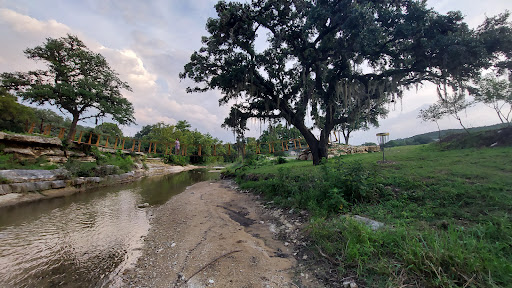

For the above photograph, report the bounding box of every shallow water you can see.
[0,169,217,287]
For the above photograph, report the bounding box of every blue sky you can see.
[1,0,511,144]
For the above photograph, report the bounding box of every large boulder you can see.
[0,169,69,183]
[0,132,62,146]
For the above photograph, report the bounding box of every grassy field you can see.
[228,144,512,287]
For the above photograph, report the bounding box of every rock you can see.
[73,178,86,186]
[350,282,358,288]
[45,156,68,163]
[3,147,36,157]
[0,184,12,195]
[86,177,101,184]
[353,215,384,230]
[34,181,53,191]
[51,180,67,189]
[138,203,150,208]
[0,133,62,146]
[9,182,38,192]
[0,169,69,183]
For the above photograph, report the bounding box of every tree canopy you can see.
[0,88,35,133]
[181,0,512,164]
[473,74,512,125]
[0,34,135,142]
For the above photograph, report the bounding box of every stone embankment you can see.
[297,143,380,160]
[0,162,196,208]
[0,131,96,163]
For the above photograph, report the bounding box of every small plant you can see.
[276,156,287,164]
[0,176,11,184]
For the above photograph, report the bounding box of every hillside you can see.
[385,123,510,147]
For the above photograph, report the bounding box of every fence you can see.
[25,122,315,157]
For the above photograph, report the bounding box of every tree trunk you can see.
[343,131,350,145]
[66,114,79,144]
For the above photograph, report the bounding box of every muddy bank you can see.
[0,163,198,208]
[121,180,324,288]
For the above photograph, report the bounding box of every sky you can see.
[1,0,511,145]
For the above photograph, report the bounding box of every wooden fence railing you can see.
[25,122,318,157]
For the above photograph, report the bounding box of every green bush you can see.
[276,156,287,164]
[164,154,189,166]
[64,160,98,177]
[0,153,58,170]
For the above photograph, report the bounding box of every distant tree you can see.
[181,0,512,164]
[94,122,123,138]
[175,120,192,132]
[418,103,445,140]
[1,34,135,142]
[362,142,378,146]
[134,124,156,139]
[437,84,474,134]
[31,108,66,133]
[337,99,388,145]
[258,123,301,144]
[473,74,512,126]
[0,88,35,133]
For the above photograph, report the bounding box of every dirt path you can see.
[121,180,323,288]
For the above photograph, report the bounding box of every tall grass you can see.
[233,144,512,287]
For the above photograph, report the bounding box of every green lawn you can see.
[230,144,512,287]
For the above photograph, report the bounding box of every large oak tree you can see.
[1,34,135,142]
[181,0,512,164]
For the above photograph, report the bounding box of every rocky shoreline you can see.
[0,163,198,208]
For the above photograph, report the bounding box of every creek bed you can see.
[0,169,218,287]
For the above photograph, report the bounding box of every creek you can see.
[0,169,218,287]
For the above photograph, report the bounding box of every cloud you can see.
[0,7,229,139]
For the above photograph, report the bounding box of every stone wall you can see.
[0,132,94,163]
[297,143,380,160]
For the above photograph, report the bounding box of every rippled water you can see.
[0,169,217,287]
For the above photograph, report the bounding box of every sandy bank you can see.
[122,180,323,288]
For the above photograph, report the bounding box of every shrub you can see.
[276,156,287,164]
[164,155,189,166]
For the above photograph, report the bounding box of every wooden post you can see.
[298,139,302,149]
[268,142,271,153]
[153,142,157,154]
[114,137,119,149]
[138,141,141,153]
[78,131,84,144]
[58,128,66,139]
[28,122,35,134]
[148,142,152,153]
[87,133,92,145]
[131,140,135,152]
[272,142,275,153]
[293,139,297,149]
[105,136,110,148]
[228,144,231,155]
[243,144,246,155]
[213,145,216,156]
[281,141,285,151]
[165,145,169,155]
[121,138,126,150]
[285,141,289,151]
[198,144,202,156]
[95,134,101,147]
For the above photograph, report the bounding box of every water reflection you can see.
[0,169,217,287]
